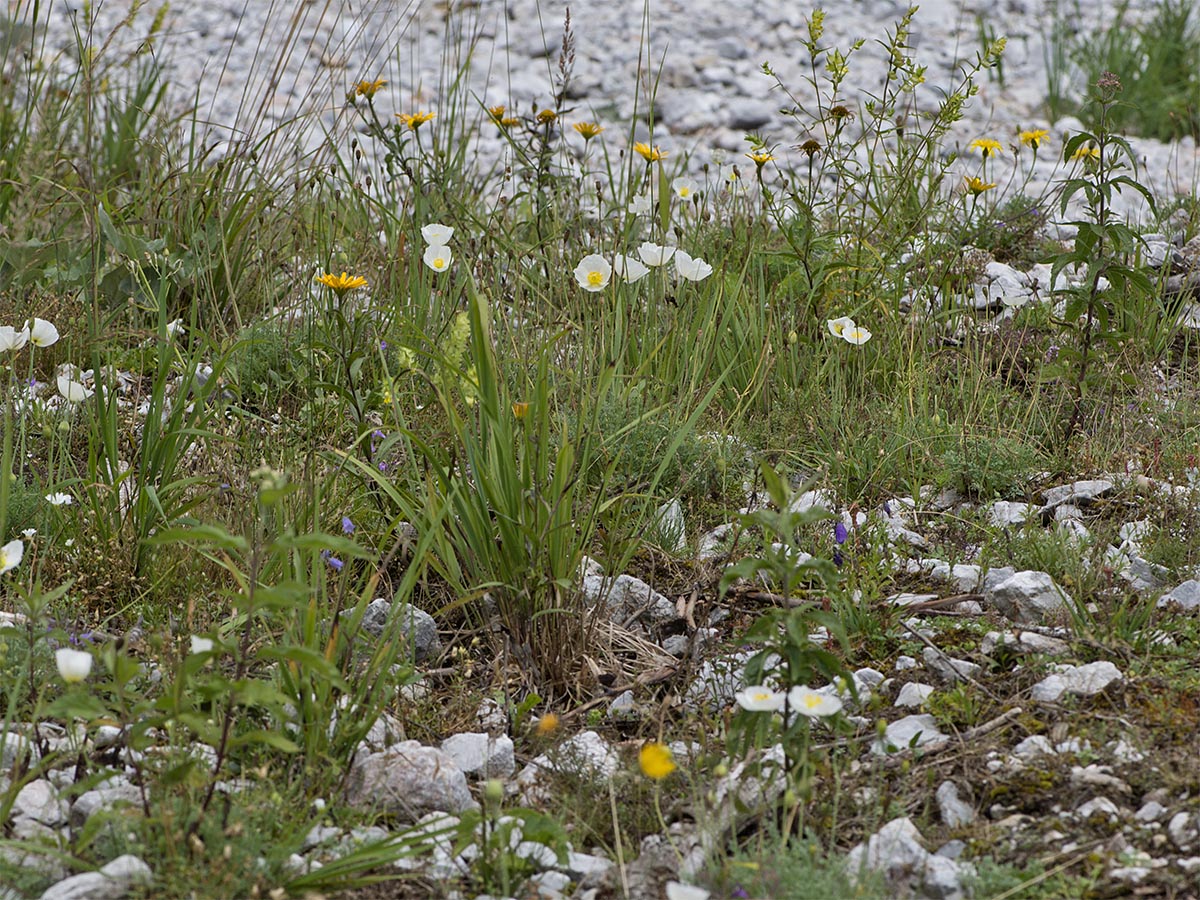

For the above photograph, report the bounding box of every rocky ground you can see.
[30,0,1199,219]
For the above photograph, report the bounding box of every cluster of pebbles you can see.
[18,0,1196,223]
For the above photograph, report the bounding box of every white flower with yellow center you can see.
[27,318,59,347]
[421,223,454,245]
[574,254,612,292]
[55,648,93,683]
[826,316,855,338]
[0,324,29,352]
[423,244,453,272]
[842,324,872,345]
[672,176,699,200]
[735,685,785,712]
[720,164,747,194]
[788,685,843,717]
[0,539,23,575]
[637,241,676,267]
[674,250,713,282]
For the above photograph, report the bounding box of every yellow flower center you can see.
[434,256,446,269]
[587,271,604,286]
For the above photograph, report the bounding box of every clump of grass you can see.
[1045,0,1200,142]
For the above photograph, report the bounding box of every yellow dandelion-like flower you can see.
[1019,129,1049,151]
[1071,144,1101,163]
[535,713,560,735]
[965,176,997,196]
[355,78,386,100]
[633,142,667,162]
[639,742,676,780]
[536,109,558,125]
[396,111,435,130]
[969,137,1003,158]
[746,150,775,167]
[488,105,507,123]
[573,121,604,140]
[315,271,368,295]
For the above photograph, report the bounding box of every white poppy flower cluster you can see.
[0,317,97,401]
[734,684,844,717]
[826,315,873,346]
[421,223,454,273]
[0,317,58,352]
[573,241,713,292]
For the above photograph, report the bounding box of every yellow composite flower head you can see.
[633,142,666,162]
[746,150,775,167]
[536,109,559,125]
[1071,144,1101,163]
[965,176,997,196]
[397,111,435,130]
[355,78,386,99]
[573,121,604,140]
[639,741,676,780]
[316,271,368,295]
[969,137,1003,158]
[1019,129,1049,150]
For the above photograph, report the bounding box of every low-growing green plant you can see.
[1044,71,1158,450]
[942,432,1045,498]
[1045,0,1200,142]
[721,462,853,825]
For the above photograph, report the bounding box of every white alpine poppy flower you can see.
[573,254,612,292]
[422,244,453,272]
[637,241,676,267]
[826,316,855,338]
[842,324,872,346]
[55,648,93,683]
[45,492,73,506]
[788,685,843,717]
[720,163,746,193]
[27,318,59,347]
[613,254,650,284]
[0,324,30,352]
[735,686,786,712]
[628,192,653,216]
[0,539,23,575]
[421,223,454,245]
[674,250,713,282]
[56,365,94,402]
[672,176,699,200]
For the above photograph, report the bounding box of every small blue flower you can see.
[341,516,355,535]
[834,522,848,544]
[321,549,344,572]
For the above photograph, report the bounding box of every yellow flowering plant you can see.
[396,110,435,130]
